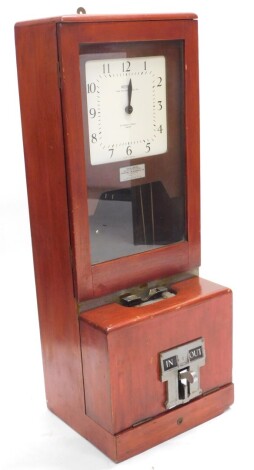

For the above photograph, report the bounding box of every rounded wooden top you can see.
[15,13,198,28]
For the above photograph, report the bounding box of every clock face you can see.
[84,56,167,165]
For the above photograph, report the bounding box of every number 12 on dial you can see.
[84,55,168,166]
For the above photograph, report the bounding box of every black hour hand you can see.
[125,79,133,114]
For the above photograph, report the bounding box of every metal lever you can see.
[179,369,197,384]
[141,286,169,302]
[120,286,171,307]
[178,368,197,401]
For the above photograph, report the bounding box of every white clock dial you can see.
[84,56,167,165]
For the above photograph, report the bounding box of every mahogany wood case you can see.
[15,13,234,462]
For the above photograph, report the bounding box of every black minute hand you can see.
[125,79,133,114]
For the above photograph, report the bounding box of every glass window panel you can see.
[80,41,186,264]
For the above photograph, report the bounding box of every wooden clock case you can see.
[15,13,233,462]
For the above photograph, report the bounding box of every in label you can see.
[163,355,178,372]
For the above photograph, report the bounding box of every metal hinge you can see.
[69,246,77,300]
[57,62,62,89]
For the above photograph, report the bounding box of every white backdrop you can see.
[0,1,252,469]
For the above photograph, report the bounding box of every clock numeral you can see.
[146,142,151,153]
[157,125,163,133]
[103,63,110,74]
[122,60,131,73]
[126,145,132,156]
[91,133,97,143]
[158,101,162,110]
[157,77,162,87]
[87,82,96,93]
[89,108,96,118]
[144,61,147,71]
[109,148,114,158]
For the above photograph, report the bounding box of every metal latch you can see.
[160,338,205,409]
[120,286,174,307]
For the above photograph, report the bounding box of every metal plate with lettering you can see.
[120,164,145,182]
[160,338,206,409]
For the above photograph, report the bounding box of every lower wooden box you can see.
[79,276,234,461]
